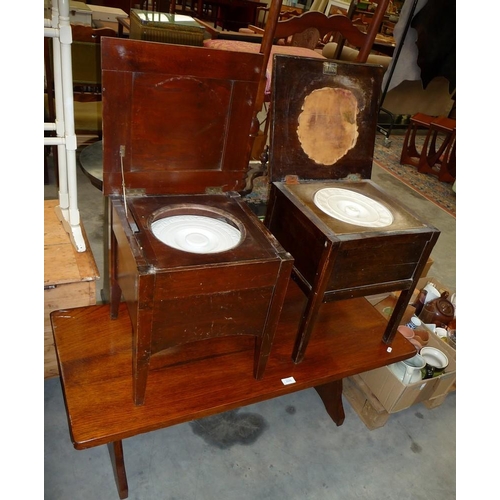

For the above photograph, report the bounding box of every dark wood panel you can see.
[89,0,133,15]
[199,0,267,31]
[101,38,263,196]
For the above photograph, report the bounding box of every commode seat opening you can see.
[150,205,245,254]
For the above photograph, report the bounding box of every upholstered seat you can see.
[322,42,391,69]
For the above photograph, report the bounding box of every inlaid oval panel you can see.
[297,87,359,165]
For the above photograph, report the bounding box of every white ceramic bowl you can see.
[420,346,448,370]
[151,215,241,254]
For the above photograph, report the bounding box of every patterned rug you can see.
[373,133,456,218]
[243,132,456,219]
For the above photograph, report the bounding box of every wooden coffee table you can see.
[51,280,414,499]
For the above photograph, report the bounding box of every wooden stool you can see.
[400,113,434,167]
[417,116,456,183]
[400,114,456,184]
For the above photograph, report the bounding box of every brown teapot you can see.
[418,291,455,326]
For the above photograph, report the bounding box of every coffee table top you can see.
[51,280,415,450]
[79,140,103,191]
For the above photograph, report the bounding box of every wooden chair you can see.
[71,24,116,100]
[252,4,302,30]
[45,24,117,146]
[249,3,390,167]
[245,1,389,53]
[271,3,390,57]
[71,25,117,143]
[400,113,456,183]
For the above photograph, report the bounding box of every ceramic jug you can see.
[401,354,426,384]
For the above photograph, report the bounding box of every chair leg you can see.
[416,127,438,174]
[418,128,453,175]
[426,129,450,167]
[291,283,328,364]
[253,257,293,378]
[291,243,338,364]
[417,117,456,182]
[132,340,151,406]
[107,441,129,500]
[438,134,456,183]
[132,292,155,405]
[109,228,121,319]
[400,114,433,168]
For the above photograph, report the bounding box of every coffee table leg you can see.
[107,440,129,499]
[314,379,345,426]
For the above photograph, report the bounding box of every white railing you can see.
[44,0,86,252]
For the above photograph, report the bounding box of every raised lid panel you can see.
[269,55,384,183]
[101,37,263,195]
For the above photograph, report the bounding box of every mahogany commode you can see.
[264,55,440,363]
[101,38,293,405]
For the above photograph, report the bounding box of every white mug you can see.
[423,283,441,303]
[435,327,447,339]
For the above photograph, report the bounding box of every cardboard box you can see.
[421,256,434,278]
[88,4,128,22]
[358,331,456,413]
[369,276,455,327]
[44,201,99,378]
[365,256,434,310]
[343,375,390,430]
[69,1,92,25]
[415,276,455,299]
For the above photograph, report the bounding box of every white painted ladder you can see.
[44,0,86,252]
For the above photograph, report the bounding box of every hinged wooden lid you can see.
[101,37,264,196]
[268,55,384,183]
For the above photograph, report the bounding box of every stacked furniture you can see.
[400,113,456,183]
[49,11,440,497]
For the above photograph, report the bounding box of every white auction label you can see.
[281,376,296,385]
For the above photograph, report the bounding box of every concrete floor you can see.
[44,136,456,500]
